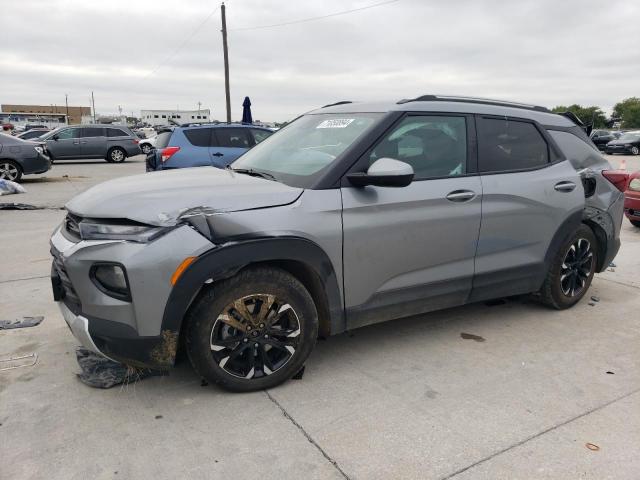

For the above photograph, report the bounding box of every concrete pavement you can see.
[1,154,639,479]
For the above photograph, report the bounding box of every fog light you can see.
[91,263,131,300]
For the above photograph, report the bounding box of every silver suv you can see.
[50,96,624,391]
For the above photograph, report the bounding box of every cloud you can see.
[1,0,638,121]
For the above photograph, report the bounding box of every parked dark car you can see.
[0,133,51,182]
[40,125,141,162]
[146,123,273,171]
[15,128,50,141]
[604,131,640,155]
[590,129,616,150]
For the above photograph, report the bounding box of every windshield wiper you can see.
[228,167,277,181]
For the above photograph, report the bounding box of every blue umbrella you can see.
[241,96,253,124]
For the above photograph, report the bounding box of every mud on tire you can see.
[185,267,319,392]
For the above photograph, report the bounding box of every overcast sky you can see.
[1,0,638,122]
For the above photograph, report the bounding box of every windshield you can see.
[232,113,382,187]
[619,132,640,142]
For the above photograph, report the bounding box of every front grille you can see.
[51,246,82,314]
[64,213,81,240]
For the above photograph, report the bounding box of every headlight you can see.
[34,146,44,154]
[629,178,640,192]
[78,221,168,242]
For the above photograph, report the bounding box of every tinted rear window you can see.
[82,127,104,138]
[548,130,605,169]
[213,128,251,148]
[183,128,212,147]
[477,117,549,172]
[107,128,129,137]
[155,131,173,149]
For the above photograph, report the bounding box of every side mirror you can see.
[52,135,59,141]
[347,157,414,188]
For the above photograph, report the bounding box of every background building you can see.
[2,104,91,125]
[140,109,211,126]
[0,111,67,130]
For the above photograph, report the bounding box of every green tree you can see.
[612,97,640,129]
[551,104,607,128]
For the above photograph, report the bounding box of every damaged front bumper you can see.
[50,220,213,369]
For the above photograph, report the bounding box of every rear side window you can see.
[251,129,273,144]
[107,128,128,137]
[184,128,212,147]
[477,117,549,172]
[81,127,104,138]
[214,128,251,148]
[548,130,603,169]
[154,131,173,149]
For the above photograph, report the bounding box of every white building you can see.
[140,109,212,126]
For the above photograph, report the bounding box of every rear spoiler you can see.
[558,111,593,136]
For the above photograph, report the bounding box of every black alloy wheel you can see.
[560,238,594,298]
[210,294,301,379]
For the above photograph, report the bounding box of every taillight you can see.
[161,146,180,163]
[133,139,139,144]
[601,170,629,192]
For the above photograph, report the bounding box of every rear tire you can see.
[185,267,319,392]
[539,224,597,309]
[0,159,23,182]
[631,146,640,156]
[630,219,640,228]
[107,147,126,163]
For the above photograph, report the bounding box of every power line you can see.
[230,0,400,32]
[143,7,220,79]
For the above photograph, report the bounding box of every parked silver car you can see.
[41,125,141,162]
[50,95,624,391]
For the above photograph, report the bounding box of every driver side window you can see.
[56,128,81,140]
[370,115,467,179]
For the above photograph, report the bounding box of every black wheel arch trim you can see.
[161,236,345,342]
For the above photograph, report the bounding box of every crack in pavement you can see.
[440,386,640,479]
[597,276,640,290]
[264,390,351,480]
[0,275,50,285]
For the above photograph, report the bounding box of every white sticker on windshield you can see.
[316,118,355,129]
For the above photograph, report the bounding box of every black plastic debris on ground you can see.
[0,203,42,210]
[460,332,486,342]
[0,316,44,330]
[76,347,165,389]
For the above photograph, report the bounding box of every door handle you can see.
[211,152,224,157]
[554,181,576,192]
[446,190,476,202]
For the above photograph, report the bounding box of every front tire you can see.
[107,147,126,163]
[0,159,23,182]
[630,219,640,228]
[141,144,152,154]
[539,224,598,309]
[185,267,319,392]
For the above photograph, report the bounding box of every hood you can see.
[66,167,303,226]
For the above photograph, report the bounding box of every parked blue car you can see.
[146,123,273,171]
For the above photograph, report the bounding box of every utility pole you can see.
[91,91,96,123]
[221,2,231,123]
[65,94,69,125]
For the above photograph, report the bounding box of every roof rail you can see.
[396,95,551,113]
[322,101,353,108]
